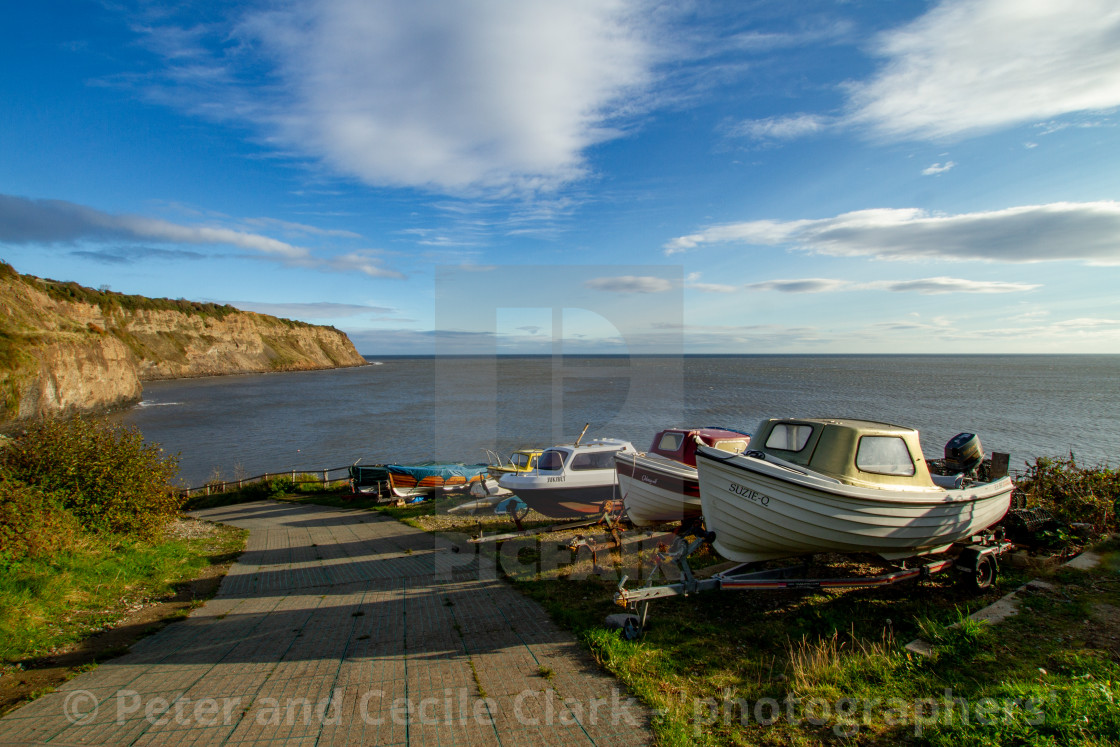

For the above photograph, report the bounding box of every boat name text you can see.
[547,476,566,483]
[728,482,770,506]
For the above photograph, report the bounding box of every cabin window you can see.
[511,452,534,469]
[765,423,813,452]
[570,451,618,470]
[657,432,684,452]
[537,450,566,471]
[856,436,916,476]
[712,439,749,454]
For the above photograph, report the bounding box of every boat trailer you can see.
[469,500,628,545]
[611,524,1013,639]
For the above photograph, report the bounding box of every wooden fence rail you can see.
[181,465,357,498]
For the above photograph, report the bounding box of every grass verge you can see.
[0,519,247,715]
[518,538,1120,746]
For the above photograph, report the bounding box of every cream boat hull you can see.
[695,446,1013,562]
[615,452,702,527]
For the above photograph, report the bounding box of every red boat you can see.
[615,427,750,526]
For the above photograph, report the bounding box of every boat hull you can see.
[615,452,701,526]
[385,463,488,498]
[696,449,1013,562]
[502,483,618,519]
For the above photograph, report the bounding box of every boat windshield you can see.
[855,436,916,476]
[537,449,567,471]
[657,432,684,451]
[765,423,814,452]
[570,450,619,471]
[510,452,536,469]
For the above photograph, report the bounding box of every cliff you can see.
[0,263,367,422]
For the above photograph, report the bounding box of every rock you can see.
[0,264,367,422]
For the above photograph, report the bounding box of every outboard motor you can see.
[944,432,984,474]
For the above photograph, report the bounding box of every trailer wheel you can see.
[969,555,997,590]
[604,613,643,641]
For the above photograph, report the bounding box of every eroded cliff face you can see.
[16,335,144,418]
[0,266,367,423]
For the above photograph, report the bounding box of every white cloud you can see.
[685,272,738,293]
[233,301,397,319]
[149,0,660,196]
[744,276,1037,294]
[746,278,849,293]
[584,275,674,293]
[731,113,831,142]
[0,193,402,278]
[922,161,956,175]
[321,251,403,279]
[846,0,1120,141]
[665,201,1120,265]
[869,277,1038,294]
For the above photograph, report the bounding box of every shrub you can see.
[1,417,182,540]
[0,475,83,565]
[1015,455,1119,534]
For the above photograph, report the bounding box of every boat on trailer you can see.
[484,448,545,480]
[349,462,489,501]
[695,417,1014,563]
[498,436,636,519]
[615,427,750,527]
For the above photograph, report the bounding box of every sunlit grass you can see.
[0,524,246,665]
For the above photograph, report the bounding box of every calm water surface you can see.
[112,355,1120,487]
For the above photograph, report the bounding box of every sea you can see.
[110,355,1120,489]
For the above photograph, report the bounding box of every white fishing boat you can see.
[615,427,750,527]
[695,418,1013,562]
[499,435,636,519]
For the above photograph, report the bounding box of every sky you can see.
[2,0,1120,355]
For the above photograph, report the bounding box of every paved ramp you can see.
[0,501,651,746]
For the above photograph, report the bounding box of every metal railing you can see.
[180,465,358,497]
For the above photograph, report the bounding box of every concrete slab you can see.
[905,546,1104,657]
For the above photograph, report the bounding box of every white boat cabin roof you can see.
[539,439,635,471]
[752,417,937,488]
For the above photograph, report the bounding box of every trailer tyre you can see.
[970,555,997,590]
[604,613,643,641]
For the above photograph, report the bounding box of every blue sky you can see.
[2,0,1119,354]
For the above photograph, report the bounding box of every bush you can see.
[1,417,182,540]
[0,475,83,565]
[1015,455,1120,534]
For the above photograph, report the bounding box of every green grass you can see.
[0,523,246,665]
[521,540,1120,746]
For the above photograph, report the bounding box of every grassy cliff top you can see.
[0,261,324,330]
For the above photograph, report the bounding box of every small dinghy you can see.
[695,418,1013,562]
[350,462,489,501]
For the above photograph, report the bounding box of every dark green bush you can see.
[1,417,182,540]
[1015,456,1119,534]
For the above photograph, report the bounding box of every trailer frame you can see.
[612,527,1013,637]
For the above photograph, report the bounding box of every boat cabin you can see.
[649,427,751,467]
[537,438,635,473]
[487,448,543,478]
[751,418,937,488]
